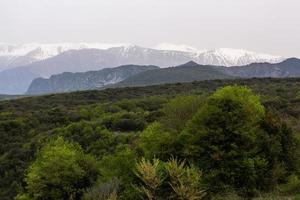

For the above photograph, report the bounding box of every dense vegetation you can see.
[1,78,300,200]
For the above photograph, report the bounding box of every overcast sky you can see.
[1,0,300,57]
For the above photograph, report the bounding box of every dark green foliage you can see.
[178,86,297,196]
[27,65,159,95]
[0,78,300,199]
[260,111,298,190]
[97,145,139,199]
[161,95,204,133]
[182,86,267,194]
[112,62,233,88]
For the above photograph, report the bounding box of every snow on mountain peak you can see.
[195,48,285,67]
[0,43,286,71]
[0,43,132,58]
[153,43,204,53]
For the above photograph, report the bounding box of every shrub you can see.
[17,137,98,200]
[135,158,205,200]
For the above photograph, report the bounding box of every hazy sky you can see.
[1,0,300,57]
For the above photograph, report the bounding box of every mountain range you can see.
[26,65,158,95]
[108,58,300,88]
[0,43,288,94]
[26,58,300,95]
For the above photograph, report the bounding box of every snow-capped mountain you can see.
[0,43,285,71]
[153,43,203,53]
[194,48,284,67]
[0,43,132,71]
[0,43,288,94]
[153,44,284,66]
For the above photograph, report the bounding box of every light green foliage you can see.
[279,174,300,194]
[139,95,203,160]
[54,121,116,157]
[139,122,173,160]
[165,158,206,200]
[296,91,300,100]
[135,158,205,200]
[212,86,264,112]
[18,137,98,200]
[135,158,165,200]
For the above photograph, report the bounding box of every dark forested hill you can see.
[224,57,300,78]
[26,65,158,95]
[110,61,233,88]
[110,58,300,88]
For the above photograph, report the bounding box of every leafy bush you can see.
[17,137,98,200]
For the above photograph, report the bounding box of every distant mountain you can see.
[0,44,286,94]
[109,61,233,88]
[0,43,284,72]
[0,46,192,94]
[110,58,300,88]
[26,65,158,95]
[224,58,300,78]
[0,43,130,71]
[195,48,284,67]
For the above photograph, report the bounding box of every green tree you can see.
[139,96,203,161]
[17,137,98,200]
[139,122,174,160]
[182,86,266,194]
[98,145,139,200]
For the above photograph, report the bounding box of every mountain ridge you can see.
[108,58,300,89]
[0,44,291,94]
[26,65,159,95]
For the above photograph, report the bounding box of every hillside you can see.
[225,58,300,77]
[1,78,300,200]
[26,65,158,95]
[111,58,300,88]
[110,61,233,88]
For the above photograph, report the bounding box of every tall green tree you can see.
[182,86,267,194]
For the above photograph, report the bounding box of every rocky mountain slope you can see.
[26,65,158,95]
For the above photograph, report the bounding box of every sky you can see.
[1,0,300,57]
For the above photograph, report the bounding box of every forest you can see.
[1,78,300,200]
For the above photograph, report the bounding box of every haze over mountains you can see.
[0,43,292,95]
